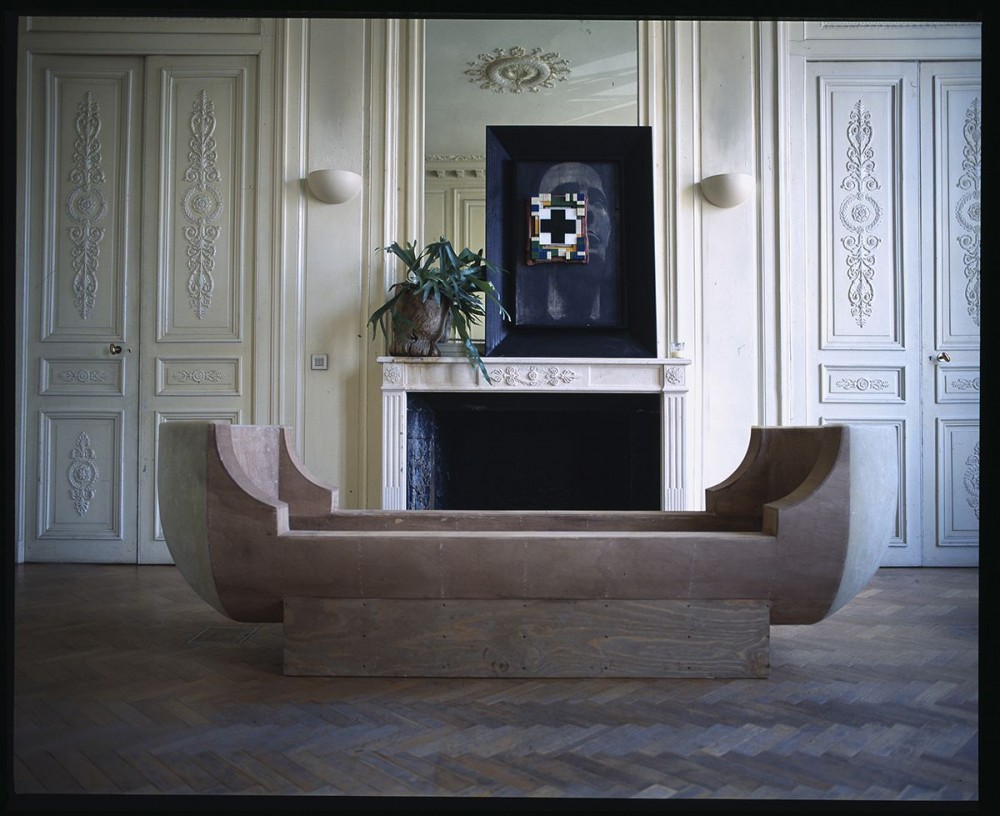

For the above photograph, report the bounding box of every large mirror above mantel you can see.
[424,19,640,343]
[371,18,684,512]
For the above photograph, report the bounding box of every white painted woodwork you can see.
[16,20,282,564]
[424,158,485,250]
[375,21,692,507]
[423,157,487,343]
[919,62,981,566]
[137,55,259,563]
[805,60,922,566]
[378,356,691,511]
[782,23,980,567]
[359,19,425,510]
[21,55,143,562]
[16,17,980,569]
[691,22,762,496]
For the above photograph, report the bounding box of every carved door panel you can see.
[803,60,980,567]
[919,62,980,566]
[21,54,259,564]
[22,56,144,562]
[805,61,922,566]
[137,56,259,563]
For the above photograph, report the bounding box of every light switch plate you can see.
[310,353,329,371]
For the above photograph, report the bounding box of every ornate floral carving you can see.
[835,376,891,392]
[58,368,111,384]
[951,376,980,392]
[839,100,883,328]
[383,364,403,385]
[182,90,223,319]
[66,91,107,321]
[963,440,979,519]
[465,47,570,94]
[489,365,578,387]
[170,368,225,384]
[956,97,980,327]
[67,432,99,516]
[664,367,685,386]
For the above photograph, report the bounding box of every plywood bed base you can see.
[157,422,897,679]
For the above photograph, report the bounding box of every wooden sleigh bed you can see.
[157,421,897,679]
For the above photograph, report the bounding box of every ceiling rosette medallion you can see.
[465,47,571,94]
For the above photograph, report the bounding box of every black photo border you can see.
[485,125,657,359]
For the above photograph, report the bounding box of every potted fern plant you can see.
[368,236,509,380]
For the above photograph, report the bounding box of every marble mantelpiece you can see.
[378,356,691,511]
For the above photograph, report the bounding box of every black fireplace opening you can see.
[406,392,661,511]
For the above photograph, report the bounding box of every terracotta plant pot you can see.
[389,290,453,357]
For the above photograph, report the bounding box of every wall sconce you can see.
[700,172,754,208]
[307,169,362,204]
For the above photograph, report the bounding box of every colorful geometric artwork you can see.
[527,192,588,264]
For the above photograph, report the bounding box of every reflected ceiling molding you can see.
[465,47,571,94]
[425,154,486,162]
[425,155,486,179]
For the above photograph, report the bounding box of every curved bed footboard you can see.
[157,421,897,677]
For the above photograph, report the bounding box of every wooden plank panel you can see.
[283,597,770,679]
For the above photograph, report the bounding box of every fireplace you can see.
[379,356,690,511]
[407,392,661,510]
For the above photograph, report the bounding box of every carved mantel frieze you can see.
[378,355,689,393]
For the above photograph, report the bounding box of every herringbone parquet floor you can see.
[10,564,978,803]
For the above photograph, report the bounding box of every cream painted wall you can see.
[294,19,770,509]
[299,19,368,506]
[696,22,764,489]
[12,16,978,561]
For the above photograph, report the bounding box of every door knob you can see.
[109,343,123,355]
[934,351,951,363]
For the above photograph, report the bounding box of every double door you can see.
[799,58,980,566]
[20,53,260,563]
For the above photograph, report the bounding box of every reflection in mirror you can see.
[424,18,639,343]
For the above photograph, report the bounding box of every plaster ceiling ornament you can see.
[426,154,485,163]
[465,46,571,94]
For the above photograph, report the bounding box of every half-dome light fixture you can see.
[307,169,362,204]
[700,172,754,208]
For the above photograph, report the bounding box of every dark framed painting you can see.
[485,125,657,358]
